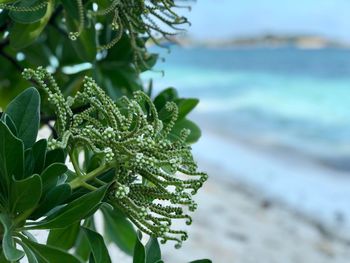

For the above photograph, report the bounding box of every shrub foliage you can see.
[0,1,210,262]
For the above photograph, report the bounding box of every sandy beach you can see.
[161,174,350,263]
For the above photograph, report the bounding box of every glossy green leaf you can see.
[47,222,80,250]
[0,214,24,261]
[74,226,91,261]
[21,238,82,263]
[99,63,142,99]
[6,87,40,149]
[24,148,35,178]
[19,242,39,263]
[101,206,137,256]
[9,0,47,24]
[133,232,146,263]
[32,139,47,174]
[9,0,54,49]
[30,185,108,229]
[154,88,178,111]
[24,139,47,178]
[82,227,112,263]
[176,98,199,120]
[10,174,42,215]
[169,119,202,144]
[0,113,17,136]
[146,237,161,263]
[105,33,134,63]
[31,183,71,219]
[45,148,66,168]
[40,163,67,194]
[0,121,24,195]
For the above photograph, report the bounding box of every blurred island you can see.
[174,34,350,49]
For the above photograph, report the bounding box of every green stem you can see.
[13,208,36,227]
[0,223,3,241]
[81,182,97,191]
[69,151,84,177]
[93,178,106,186]
[69,162,113,190]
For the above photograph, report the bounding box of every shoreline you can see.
[189,124,350,241]
[192,114,350,174]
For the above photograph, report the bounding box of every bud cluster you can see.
[1,0,192,68]
[23,67,208,248]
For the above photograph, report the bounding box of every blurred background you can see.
[143,0,350,262]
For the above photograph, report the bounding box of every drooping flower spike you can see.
[23,67,207,248]
[1,0,192,67]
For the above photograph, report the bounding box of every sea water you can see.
[142,46,350,237]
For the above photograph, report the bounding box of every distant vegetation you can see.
[180,34,349,49]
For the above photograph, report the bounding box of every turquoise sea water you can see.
[144,46,350,170]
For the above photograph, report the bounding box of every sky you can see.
[181,0,350,42]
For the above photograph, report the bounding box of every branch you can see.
[0,38,9,50]
[0,49,23,72]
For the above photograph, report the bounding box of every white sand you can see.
[161,176,350,263]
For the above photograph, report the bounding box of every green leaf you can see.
[9,0,47,24]
[98,63,142,99]
[176,98,199,120]
[0,121,24,196]
[145,237,161,263]
[133,232,146,263]
[0,214,24,261]
[24,148,35,178]
[0,0,17,3]
[18,241,39,263]
[139,53,159,72]
[21,238,82,263]
[74,226,91,261]
[10,174,42,215]
[189,260,212,263]
[101,205,137,256]
[9,0,54,49]
[6,87,40,149]
[45,148,66,168]
[47,222,80,250]
[32,139,47,174]
[169,119,201,144]
[154,88,178,112]
[30,185,108,229]
[61,0,96,62]
[82,227,112,263]
[0,113,17,136]
[40,163,67,194]
[31,183,71,219]
[0,251,10,263]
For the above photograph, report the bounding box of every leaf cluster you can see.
[0,0,212,262]
[0,86,210,263]
[0,0,160,106]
